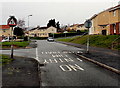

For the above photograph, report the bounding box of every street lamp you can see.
[28,15,32,29]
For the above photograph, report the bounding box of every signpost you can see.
[7,16,17,58]
[84,19,92,53]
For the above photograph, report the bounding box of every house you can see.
[28,26,57,37]
[0,25,12,37]
[66,24,87,32]
[109,5,120,35]
[90,4,120,35]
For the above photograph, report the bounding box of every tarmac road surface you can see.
[37,40,120,87]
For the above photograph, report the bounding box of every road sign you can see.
[84,19,92,28]
[7,16,17,27]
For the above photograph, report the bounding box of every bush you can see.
[30,37,48,40]
[49,32,81,38]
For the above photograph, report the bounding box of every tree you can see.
[14,27,24,36]
[17,19,25,28]
[56,21,60,29]
[47,19,56,27]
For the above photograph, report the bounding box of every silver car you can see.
[47,37,54,42]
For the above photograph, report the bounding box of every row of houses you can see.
[65,3,120,35]
[66,24,87,32]
[0,25,12,37]
[0,3,120,39]
[90,4,120,35]
[28,26,57,37]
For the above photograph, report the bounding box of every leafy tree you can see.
[14,27,24,36]
[47,19,56,27]
[56,21,60,29]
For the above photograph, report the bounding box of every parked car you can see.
[1,37,11,42]
[47,37,54,42]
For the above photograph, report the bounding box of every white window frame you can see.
[113,24,116,33]
[113,10,116,17]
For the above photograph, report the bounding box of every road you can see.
[1,40,120,87]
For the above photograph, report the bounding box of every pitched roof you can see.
[109,5,120,11]
[0,25,10,29]
[38,27,48,29]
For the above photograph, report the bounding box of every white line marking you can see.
[59,58,64,62]
[35,48,39,61]
[69,64,84,71]
[60,65,72,71]
[64,58,74,62]
[76,58,83,62]
[41,52,44,54]
[49,59,58,63]
[43,59,49,64]
[52,54,56,57]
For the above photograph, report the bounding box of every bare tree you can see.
[17,19,25,28]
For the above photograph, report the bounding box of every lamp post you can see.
[28,15,32,29]
[27,15,32,39]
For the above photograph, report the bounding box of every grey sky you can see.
[1,0,119,27]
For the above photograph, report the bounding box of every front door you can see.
[102,30,107,35]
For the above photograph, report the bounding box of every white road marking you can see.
[45,52,48,54]
[60,65,72,71]
[35,48,39,61]
[43,59,49,64]
[69,64,84,71]
[52,54,56,57]
[64,58,74,62]
[41,52,44,54]
[59,58,64,62]
[76,58,83,62]
[49,59,58,63]
[60,64,84,72]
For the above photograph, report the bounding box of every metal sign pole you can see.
[86,28,90,53]
[84,19,92,54]
[11,27,14,58]
[7,16,17,58]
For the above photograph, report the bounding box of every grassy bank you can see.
[1,41,29,48]
[57,35,120,50]
[0,54,13,66]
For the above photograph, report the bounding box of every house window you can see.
[113,10,116,16]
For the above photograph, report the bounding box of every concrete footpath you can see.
[2,56,40,88]
[57,41,120,74]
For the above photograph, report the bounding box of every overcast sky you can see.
[0,0,119,27]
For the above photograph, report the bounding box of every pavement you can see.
[2,56,40,88]
[1,40,40,88]
[56,41,120,74]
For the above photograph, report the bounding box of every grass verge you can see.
[1,41,29,48]
[0,54,13,66]
[57,35,120,50]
